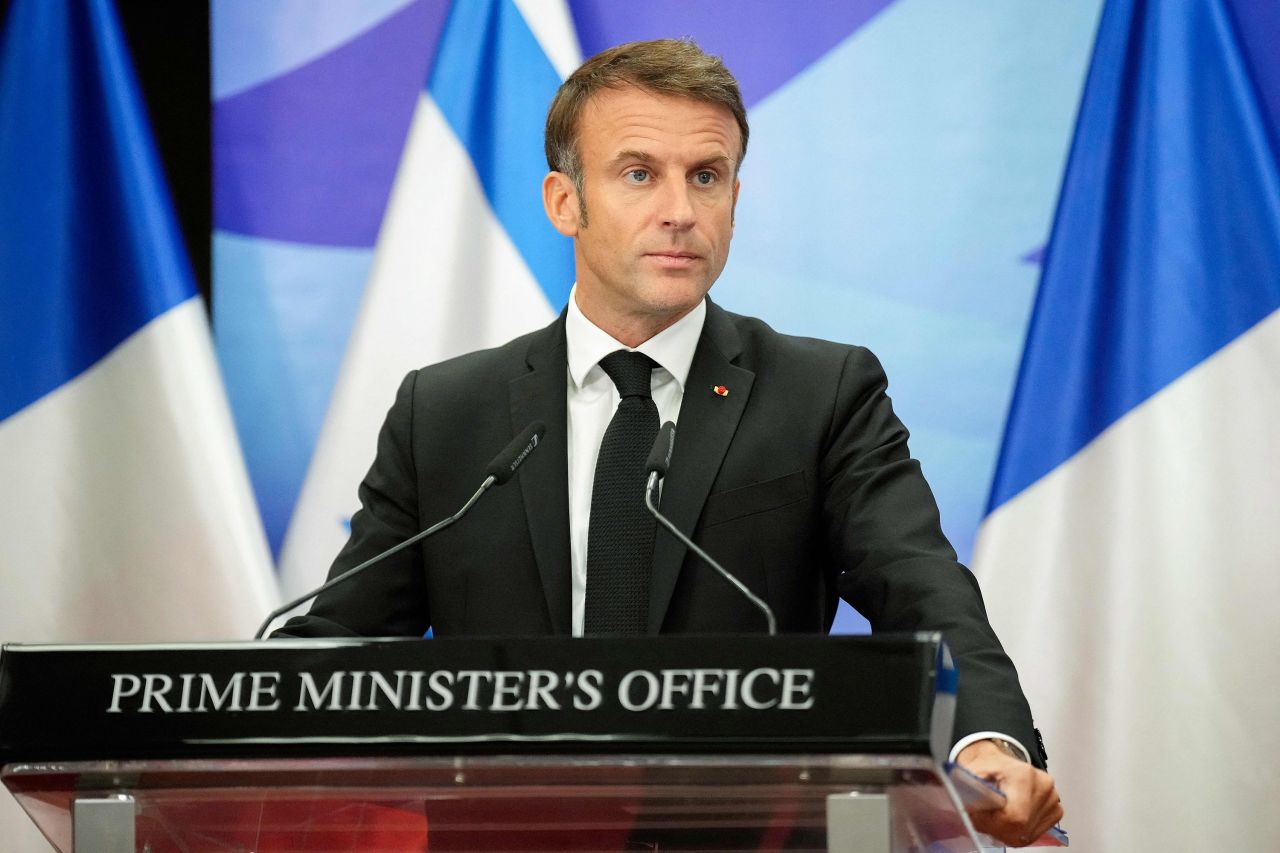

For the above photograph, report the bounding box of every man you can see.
[280,39,1062,846]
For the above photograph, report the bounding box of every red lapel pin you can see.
[713,385,729,397]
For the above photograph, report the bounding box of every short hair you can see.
[544,38,750,199]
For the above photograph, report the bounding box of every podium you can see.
[0,635,1010,851]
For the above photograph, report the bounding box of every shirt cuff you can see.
[949,731,1031,764]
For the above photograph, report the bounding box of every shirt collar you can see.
[566,286,707,392]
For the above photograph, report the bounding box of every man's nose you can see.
[659,182,696,229]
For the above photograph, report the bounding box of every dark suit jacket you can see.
[280,300,1042,765]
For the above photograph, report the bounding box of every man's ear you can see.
[543,171,580,237]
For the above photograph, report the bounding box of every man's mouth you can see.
[645,250,701,265]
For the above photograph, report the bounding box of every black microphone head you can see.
[486,421,546,485]
[646,421,677,478]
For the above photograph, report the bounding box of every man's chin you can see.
[639,284,711,317]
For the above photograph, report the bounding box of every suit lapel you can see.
[648,302,755,632]
[509,314,572,634]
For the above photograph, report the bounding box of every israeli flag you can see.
[974,0,1280,849]
[277,0,581,599]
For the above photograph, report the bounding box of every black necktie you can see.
[584,350,660,635]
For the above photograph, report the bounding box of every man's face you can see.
[545,86,741,342]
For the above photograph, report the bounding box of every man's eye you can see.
[693,170,716,185]
[626,169,649,183]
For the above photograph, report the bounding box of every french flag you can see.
[974,0,1280,849]
[0,0,277,644]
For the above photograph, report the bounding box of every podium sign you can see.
[0,635,954,762]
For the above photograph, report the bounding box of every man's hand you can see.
[957,738,1063,847]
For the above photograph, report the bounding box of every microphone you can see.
[254,421,547,640]
[644,422,777,635]
[645,421,677,485]
[486,420,544,484]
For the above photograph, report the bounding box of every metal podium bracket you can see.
[72,794,135,853]
[827,791,891,853]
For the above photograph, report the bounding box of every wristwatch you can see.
[987,737,1027,762]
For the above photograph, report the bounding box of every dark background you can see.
[1,0,213,309]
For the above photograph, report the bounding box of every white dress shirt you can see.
[565,288,706,637]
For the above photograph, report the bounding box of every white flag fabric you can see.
[974,0,1280,848]
[0,301,278,642]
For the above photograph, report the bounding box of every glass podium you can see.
[3,752,1000,852]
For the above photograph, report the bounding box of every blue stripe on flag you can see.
[427,0,573,309]
[0,0,196,422]
[988,0,1280,511]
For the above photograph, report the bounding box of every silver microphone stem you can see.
[645,473,777,635]
[254,476,495,640]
